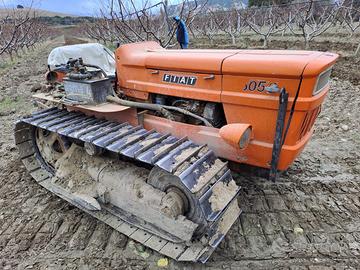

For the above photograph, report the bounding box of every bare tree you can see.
[246,6,285,48]
[192,10,218,45]
[341,0,360,37]
[0,10,30,56]
[211,8,243,45]
[84,0,206,48]
[285,0,341,49]
[82,0,356,52]
[0,5,50,60]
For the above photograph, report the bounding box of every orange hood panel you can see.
[222,50,324,78]
[117,41,238,74]
[146,49,240,74]
[116,41,330,78]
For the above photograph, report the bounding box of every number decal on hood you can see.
[243,80,281,94]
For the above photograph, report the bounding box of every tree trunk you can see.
[263,36,268,48]
[189,26,196,39]
[209,36,213,45]
[236,15,241,32]
[355,42,360,56]
[304,38,310,50]
[231,34,236,45]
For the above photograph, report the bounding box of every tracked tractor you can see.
[14,41,338,262]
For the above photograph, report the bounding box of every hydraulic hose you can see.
[106,95,213,127]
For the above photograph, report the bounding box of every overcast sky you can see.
[1,0,108,16]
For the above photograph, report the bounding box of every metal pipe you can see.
[106,95,213,127]
[107,95,174,120]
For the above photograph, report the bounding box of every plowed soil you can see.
[0,37,359,269]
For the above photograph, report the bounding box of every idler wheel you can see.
[160,187,189,218]
[148,166,208,236]
[33,127,70,173]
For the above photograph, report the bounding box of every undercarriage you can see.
[14,107,241,263]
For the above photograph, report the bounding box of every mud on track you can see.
[0,38,360,269]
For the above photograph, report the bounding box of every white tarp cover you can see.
[47,43,116,76]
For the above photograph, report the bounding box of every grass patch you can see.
[0,57,17,71]
[350,132,360,143]
[106,43,117,52]
[0,96,25,114]
[0,61,12,70]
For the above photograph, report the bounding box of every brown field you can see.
[0,34,359,269]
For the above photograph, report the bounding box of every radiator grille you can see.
[299,106,321,139]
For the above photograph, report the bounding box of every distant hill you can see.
[37,16,95,26]
[204,0,249,9]
[168,0,248,15]
[0,7,77,18]
[0,7,95,25]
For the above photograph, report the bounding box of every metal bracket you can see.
[265,83,281,93]
[269,88,288,182]
[137,110,148,127]
[204,74,215,80]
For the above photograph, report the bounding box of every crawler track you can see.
[14,107,241,263]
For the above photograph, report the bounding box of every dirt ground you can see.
[0,36,360,269]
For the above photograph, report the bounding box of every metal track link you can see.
[14,107,242,263]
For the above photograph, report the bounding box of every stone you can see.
[157,258,169,267]
[30,82,42,92]
[293,225,304,235]
[341,124,349,131]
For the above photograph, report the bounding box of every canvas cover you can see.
[48,43,116,76]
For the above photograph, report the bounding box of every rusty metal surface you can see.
[32,93,131,113]
[14,107,242,263]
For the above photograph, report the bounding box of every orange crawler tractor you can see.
[15,41,338,262]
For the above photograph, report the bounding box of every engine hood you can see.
[222,50,325,79]
[116,41,337,79]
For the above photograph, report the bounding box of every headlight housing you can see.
[219,124,252,150]
[313,67,332,96]
[239,127,252,149]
